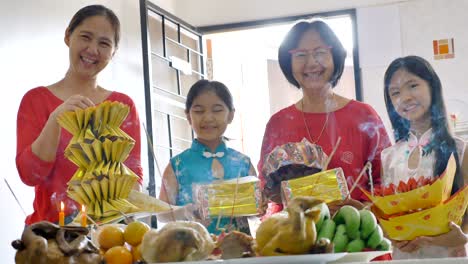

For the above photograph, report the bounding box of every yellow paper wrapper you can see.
[193,176,260,218]
[281,168,349,206]
[363,154,456,216]
[379,185,468,240]
[127,190,172,212]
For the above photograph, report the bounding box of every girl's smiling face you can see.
[187,91,234,148]
[65,15,116,79]
[388,69,432,124]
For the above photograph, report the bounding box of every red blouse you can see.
[258,100,391,215]
[16,87,143,225]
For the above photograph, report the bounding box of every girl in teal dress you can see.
[159,80,257,234]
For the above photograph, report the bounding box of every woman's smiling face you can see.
[65,15,116,79]
[291,29,334,92]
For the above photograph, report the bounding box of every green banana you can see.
[317,219,336,241]
[359,209,377,239]
[333,224,349,253]
[346,238,365,252]
[377,237,391,251]
[367,225,384,249]
[333,205,361,239]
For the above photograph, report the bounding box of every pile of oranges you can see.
[98,221,151,264]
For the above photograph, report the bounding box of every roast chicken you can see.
[215,230,254,259]
[255,196,332,256]
[140,221,215,262]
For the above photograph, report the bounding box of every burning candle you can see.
[81,205,87,227]
[59,201,65,226]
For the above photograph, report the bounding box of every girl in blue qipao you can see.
[159,80,256,234]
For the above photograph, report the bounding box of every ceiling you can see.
[168,0,411,27]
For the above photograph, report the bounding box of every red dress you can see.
[16,87,143,225]
[258,100,391,215]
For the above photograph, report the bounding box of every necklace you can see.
[301,95,334,144]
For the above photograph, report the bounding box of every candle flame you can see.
[60,201,64,211]
[82,204,86,213]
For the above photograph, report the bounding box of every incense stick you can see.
[324,137,341,170]
[216,209,224,232]
[4,178,27,217]
[346,161,372,199]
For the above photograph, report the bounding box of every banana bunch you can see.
[58,101,140,221]
[316,205,391,253]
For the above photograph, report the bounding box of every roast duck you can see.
[11,221,101,264]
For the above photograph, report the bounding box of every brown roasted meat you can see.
[216,230,254,259]
[140,221,215,262]
[255,196,332,256]
[11,221,101,264]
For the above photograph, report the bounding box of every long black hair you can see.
[383,55,462,193]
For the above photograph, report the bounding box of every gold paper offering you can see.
[380,185,468,240]
[281,168,349,205]
[363,154,456,216]
[193,176,260,219]
[366,154,468,240]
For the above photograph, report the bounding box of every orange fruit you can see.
[124,221,150,246]
[98,225,125,250]
[131,244,143,262]
[104,246,133,264]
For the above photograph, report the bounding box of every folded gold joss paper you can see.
[58,101,141,222]
[379,185,468,240]
[365,154,468,240]
[363,154,456,216]
[57,101,129,135]
[193,176,260,219]
[280,168,349,206]
[60,101,175,223]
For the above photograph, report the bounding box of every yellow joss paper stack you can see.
[192,176,260,219]
[58,101,140,222]
[363,155,468,240]
[281,168,350,206]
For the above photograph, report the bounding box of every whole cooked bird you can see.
[255,196,332,256]
[140,221,215,262]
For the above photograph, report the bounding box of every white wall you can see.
[173,0,410,27]
[358,0,468,141]
[357,4,403,139]
[151,0,177,14]
[399,0,468,116]
[0,0,146,260]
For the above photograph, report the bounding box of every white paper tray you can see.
[150,251,391,264]
[151,253,346,264]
